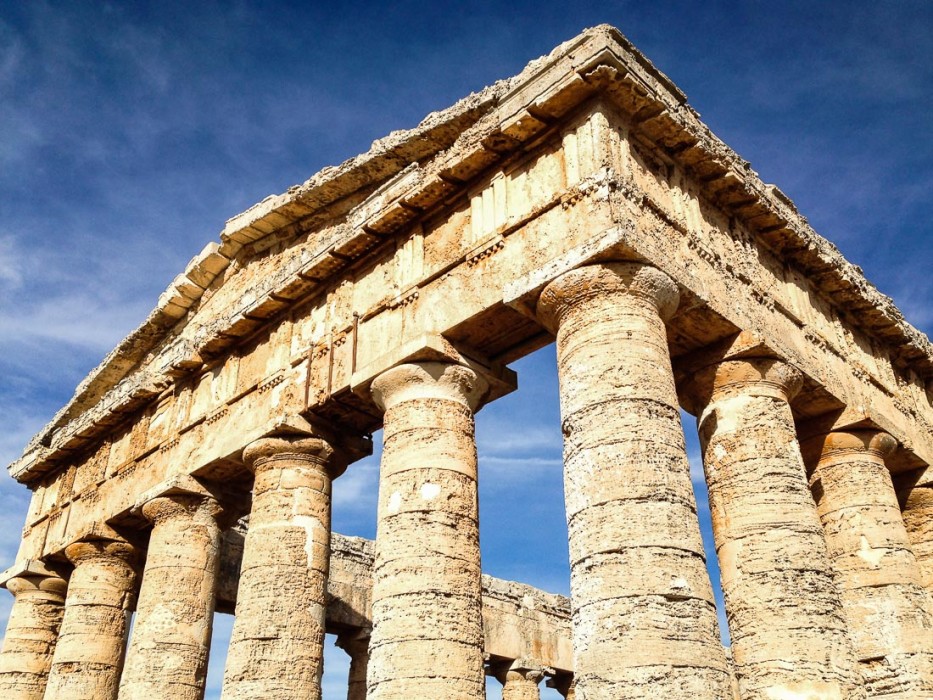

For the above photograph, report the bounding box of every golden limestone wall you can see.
[2,25,932,700]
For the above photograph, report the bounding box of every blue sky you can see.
[0,2,930,698]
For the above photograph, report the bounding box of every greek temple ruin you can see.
[2,24,933,700]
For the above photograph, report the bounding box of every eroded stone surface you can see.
[44,539,136,700]
[0,23,931,700]
[367,362,489,700]
[222,434,340,700]
[804,430,933,697]
[691,358,863,699]
[0,569,66,699]
[539,262,730,699]
[119,494,221,700]
[900,485,933,598]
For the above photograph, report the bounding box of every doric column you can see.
[44,539,137,700]
[0,564,66,699]
[536,262,730,698]
[685,356,862,698]
[222,434,343,700]
[119,488,222,700]
[898,476,933,597]
[493,660,544,700]
[803,430,933,696]
[366,361,489,700]
[336,628,370,700]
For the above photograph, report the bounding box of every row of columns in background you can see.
[1,261,933,699]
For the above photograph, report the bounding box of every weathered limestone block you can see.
[687,357,863,699]
[118,493,222,700]
[44,539,137,700]
[222,434,343,700]
[336,628,370,700]
[493,660,545,700]
[536,262,730,699]
[0,566,66,699]
[803,431,933,697]
[898,480,933,597]
[366,361,489,700]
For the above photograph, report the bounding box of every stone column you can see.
[898,477,933,597]
[44,539,137,700]
[803,430,933,696]
[536,262,730,698]
[366,361,489,700]
[493,660,544,700]
[686,357,862,699]
[222,434,343,700]
[546,674,575,699]
[118,489,222,700]
[0,565,66,699]
[336,628,370,700]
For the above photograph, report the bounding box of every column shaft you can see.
[806,431,933,697]
[0,571,66,700]
[900,485,933,597]
[118,494,221,700]
[367,362,488,700]
[692,358,861,698]
[537,262,729,699]
[44,540,137,700]
[336,630,370,700]
[222,435,338,700]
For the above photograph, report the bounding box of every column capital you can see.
[243,433,344,476]
[134,475,223,524]
[64,538,137,567]
[799,429,897,472]
[371,361,489,412]
[491,658,547,685]
[0,559,67,593]
[682,356,804,417]
[335,627,371,657]
[2,569,67,601]
[546,673,576,698]
[536,261,679,331]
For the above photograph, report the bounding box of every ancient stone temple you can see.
[2,24,932,700]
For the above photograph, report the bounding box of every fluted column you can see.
[366,361,489,700]
[222,434,343,700]
[803,430,933,696]
[0,566,66,699]
[686,357,862,699]
[536,262,730,698]
[119,492,222,700]
[493,660,544,700]
[898,479,933,597]
[44,539,137,700]
[336,628,370,700]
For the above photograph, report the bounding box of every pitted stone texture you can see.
[900,486,933,597]
[222,435,340,700]
[0,571,66,699]
[538,262,730,699]
[44,539,137,700]
[367,362,488,700]
[336,629,370,700]
[804,431,933,697]
[693,358,863,699]
[119,494,221,700]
